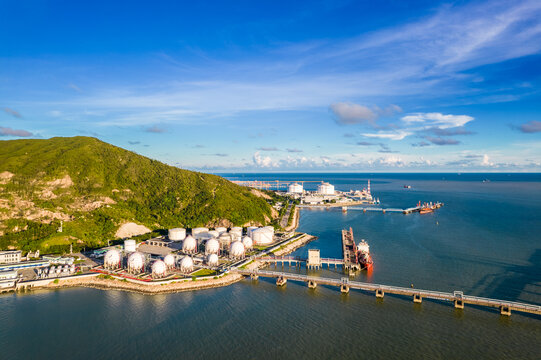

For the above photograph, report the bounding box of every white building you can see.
[0,270,17,288]
[288,183,303,194]
[0,250,22,264]
[317,182,335,195]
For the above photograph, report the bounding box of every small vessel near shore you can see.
[356,239,373,271]
[404,185,411,189]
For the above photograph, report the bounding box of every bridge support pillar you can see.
[250,273,259,280]
[413,294,422,303]
[454,299,464,309]
[500,305,511,316]
[376,289,384,298]
[340,284,349,294]
[308,280,317,289]
[276,276,287,286]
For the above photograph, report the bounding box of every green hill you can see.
[0,136,275,253]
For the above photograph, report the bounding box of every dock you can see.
[299,202,444,214]
[232,268,541,317]
[342,228,360,272]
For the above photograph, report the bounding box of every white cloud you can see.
[361,130,412,140]
[253,151,274,168]
[330,102,377,124]
[481,154,494,166]
[401,113,474,129]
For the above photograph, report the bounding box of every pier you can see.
[342,228,360,272]
[300,202,444,214]
[254,255,344,269]
[232,268,541,317]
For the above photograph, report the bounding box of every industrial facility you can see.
[282,180,378,206]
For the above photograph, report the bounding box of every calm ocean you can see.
[1,173,540,359]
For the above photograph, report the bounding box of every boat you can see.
[356,239,373,270]
[404,185,411,189]
[419,207,433,214]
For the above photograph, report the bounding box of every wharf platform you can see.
[301,202,444,214]
[254,256,344,268]
[232,268,541,317]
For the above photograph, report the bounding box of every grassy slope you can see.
[0,136,272,252]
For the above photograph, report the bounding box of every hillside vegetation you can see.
[0,136,274,253]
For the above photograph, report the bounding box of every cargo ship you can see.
[418,201,438,214]
[356,239,373,271]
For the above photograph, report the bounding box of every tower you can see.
[367,180,371,195]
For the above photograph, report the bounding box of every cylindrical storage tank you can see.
[229,241,245,258]
[56,267,62,274]
[70,265,75,273]
[317,182,335,195]
[180,256,194,273]
[218,233,232,250]
[168,228,186,241]
[207,253,219,267]
[230,227,243,235]
[151,260,167,278]
[124,239,137,252]
[252,228,274,245]
[247,226,258,237]
[182,235,197,253]
[191,227,209,236]
[104,249,122,269]
[205,239,220,255]
[242,236,253,249]
[49,266,55,273]
[288,182,303,193]
[208,230,220,238]
[163,254,176,269]
[127,252,145,273]
[215,227,227,235]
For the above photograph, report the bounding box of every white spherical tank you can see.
[127,252,145,273]
[180,256,194,273]
[104,249,121,269]
[205,239,220,254]
[182,235,197,253]
[215,227,227,235]
[230,241,245,258]
[151,260,167,278]
[252,228,274,245]
[163,254,176,269]
[124,239,137,253]
[168,228,186,241]
[288,182,303,193]
[242,236,253,249]
[207,253,219,267]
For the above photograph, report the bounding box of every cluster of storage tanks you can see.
[167,226,275,258]
[37,264,76,279]
[103,248,198,278]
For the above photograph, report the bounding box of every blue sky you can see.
[1,0,540,172]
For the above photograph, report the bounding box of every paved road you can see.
[280,202,292,228]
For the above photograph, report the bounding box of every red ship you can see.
[356,239,373,271]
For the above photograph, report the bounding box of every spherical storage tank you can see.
[104,249,121,269]
[205,239,220,254]
[180,256,194,273]
[182,235,197,253]
[230,241,245,258]
[151,260,167,278]
[242,236,253,249]
[207,253,219,267]
[128,252,145,273]
[124,239,136,252]
[168,228,186,241]
[288,182,303,194]
[163,254,176,269]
